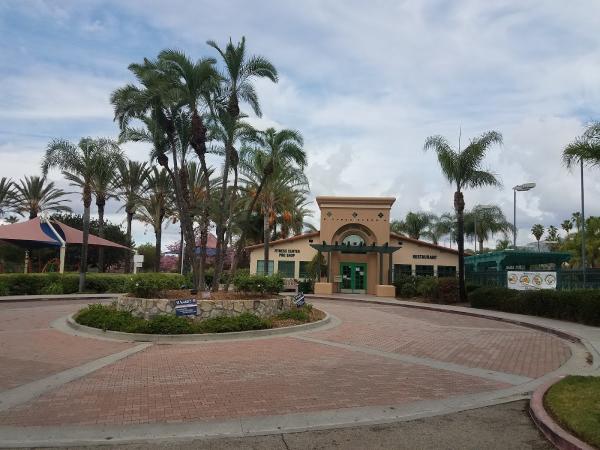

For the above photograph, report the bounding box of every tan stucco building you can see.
[247,196,458,297]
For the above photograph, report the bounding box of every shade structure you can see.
[0,217,129,250]
[0,217,131,274]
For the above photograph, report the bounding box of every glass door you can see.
[339,262,367,294]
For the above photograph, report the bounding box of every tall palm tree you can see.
[424,131,503,301]
[467,205,513,252]
[89,149,124,271]
[561,219,573,236]
[135,167,174,272]
[232,128,306,279]
[14,175,72,219]
[205,38,278,288]
[546,225,559,242]
[531,224,545,251]
[392,212,435,239]
[42,138,121,292]
[157,50,220,289]
[0,178,16,218]
[563,122,600,167]
[117,160,150,272]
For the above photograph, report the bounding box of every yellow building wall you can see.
[248,237,317,278]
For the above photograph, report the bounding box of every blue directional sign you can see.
[174,299,198,317]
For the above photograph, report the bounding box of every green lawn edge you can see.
[544,375,600,448]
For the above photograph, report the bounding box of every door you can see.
[339,262,367,294]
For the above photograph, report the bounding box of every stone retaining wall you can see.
[116,296,295,320]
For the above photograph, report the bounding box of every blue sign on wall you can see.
[174,299,198,317]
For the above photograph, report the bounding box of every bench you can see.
[282,278,299,294]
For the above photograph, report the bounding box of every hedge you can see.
[469,287,600,326]
[394,275,460,304]
[0,273,185,296]
[232,273,284,294]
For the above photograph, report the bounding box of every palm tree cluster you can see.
[108,37,308,290]
[0,175,72,220]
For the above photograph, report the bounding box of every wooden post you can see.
[388,252,393,284]
[379,251,383,284]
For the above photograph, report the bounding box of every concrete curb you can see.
[529,377,595,450]
[66,311,332,343]
[307,294,599,367]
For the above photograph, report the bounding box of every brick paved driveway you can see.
[0,298,572,428]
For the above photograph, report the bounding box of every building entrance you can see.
[340,262,367,294]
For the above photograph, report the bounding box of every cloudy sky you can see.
[1,0,599,249]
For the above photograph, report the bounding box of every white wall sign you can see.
[507,271,557,290]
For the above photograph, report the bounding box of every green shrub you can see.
[437,277,460,304]
[469,287,600,326]
[41,282,64,295]
[416,277,439,298]
[233,273,283,294]
[75,304,272,334]
[275,304,313,322]
[298,279,314,294]
[125,273,186,298]
[394,274,417,298]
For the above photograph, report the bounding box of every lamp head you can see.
[513,182,536,191]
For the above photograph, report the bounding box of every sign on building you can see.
[174,299,198,316]
[507,271,557,291]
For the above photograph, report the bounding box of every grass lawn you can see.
[544,375,600,448]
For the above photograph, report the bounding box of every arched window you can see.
[342,234,365,246]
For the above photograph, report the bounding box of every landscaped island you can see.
[74,272,324,335]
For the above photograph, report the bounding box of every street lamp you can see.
[513,183,536,249]
[472,204,495,252]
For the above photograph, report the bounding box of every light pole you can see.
[513,183,536,249]
[579,159,586,287]
[472,204,495,252]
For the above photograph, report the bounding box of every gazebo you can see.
[0,216,130,273]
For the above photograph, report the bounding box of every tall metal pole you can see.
[513,189,517,249]
[580,159,586,287]
[474,214,478,252]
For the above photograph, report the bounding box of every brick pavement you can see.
[0,338,507,426]
[310,301,572,378]
[0,301,133,391]
[0,297,574,429]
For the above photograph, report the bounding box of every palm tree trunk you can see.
[454,191,466,302]
[29,210,36,220]
[212,145,232,292]
[227,174,269,287]
[79,189,91,293]
[124,211,133,273]
[154,224,162,272]
[478,238,484,253]
[263,210,270,275]
[97,199,105,272]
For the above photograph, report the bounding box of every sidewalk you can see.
[307,293,600,372]
[0,293,120,303]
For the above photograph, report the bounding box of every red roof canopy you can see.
[0,217,130,250]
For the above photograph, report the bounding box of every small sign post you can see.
[174,299,198,317]
[294,292,305,307]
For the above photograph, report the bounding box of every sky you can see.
[1,0,599,249]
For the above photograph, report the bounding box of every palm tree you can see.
[135,167,174,272]
[563,122,600,167]
[392,212,435,239]
[571,212,582,232]
[546,225,559,242]
[117,160,150,272]
[42,138,121,292]
[0,178,16,218]
[531,224,545,251]
[14,175,71,219]
[561,219,573,236]
[232,128,306,279]
[90,149,124,271]
[467,205,513,252]
[428,213,455,246]
[424,131,503,301]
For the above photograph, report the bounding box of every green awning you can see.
[465,250,571,271]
